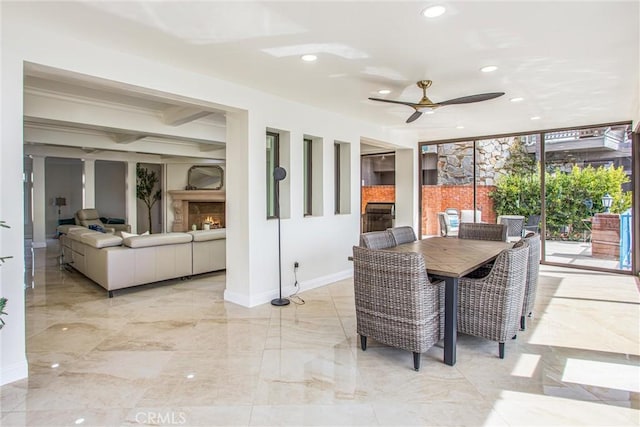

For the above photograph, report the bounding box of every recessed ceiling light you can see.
[377,89,391,95]
[301,54,317,62]
[510,97,524,102]
[530,116,541,120]
[422,5,446,18]
[456,125,465,129]
[480,65,498,73]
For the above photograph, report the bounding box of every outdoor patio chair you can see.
[388,226,417,245]
[359,230,396,249]
[457,240,529,359]
[523,214,541,234]
[497,215,525,241]
[438,212,459,237]
[458,222,507,242]
[520,233,541,330]
[352,245,444,370]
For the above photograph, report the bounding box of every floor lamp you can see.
[55,197,66,224]
[271,166,290,306]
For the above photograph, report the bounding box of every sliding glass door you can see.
[543,124,633,271]
[420,122,635,274]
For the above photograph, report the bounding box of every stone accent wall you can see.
[438,137,516,186]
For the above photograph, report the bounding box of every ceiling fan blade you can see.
[406,110,423,123]
[368,97,417,107]
[437,92,505,106]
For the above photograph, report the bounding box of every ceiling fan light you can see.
[301,54,317,62]
[480,65,498,73]
[422,5,446,18]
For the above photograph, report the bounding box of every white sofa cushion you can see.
[80,233,123,249]
[188,229,226,242]
[123,232,192,248]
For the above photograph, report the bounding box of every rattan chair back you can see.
[359,230,396,249]
[521,233,541,328]
[458,222,507,241]
[352,246,444,369]
[388,226,417,245]
[457,241,530,358]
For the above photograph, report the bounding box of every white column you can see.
[126,161,137,234]
[83,159,95,208]
[223,110,252,306]
[395,148,419,233]
[31,156,47,248]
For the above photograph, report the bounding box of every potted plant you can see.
[136,164,161,234]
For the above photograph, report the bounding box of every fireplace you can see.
[168,190,226,232]
[189,202,225,229]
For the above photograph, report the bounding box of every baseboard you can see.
[0,359,28,386]
[223,269,353,308]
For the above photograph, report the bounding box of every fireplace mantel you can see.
[168,190,226,202]
[169,190,226,231]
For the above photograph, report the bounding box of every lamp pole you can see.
[271,167,290,306]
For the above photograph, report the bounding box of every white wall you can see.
[0,3,419,385]
[45,157,83,236]
[95,160,126,221]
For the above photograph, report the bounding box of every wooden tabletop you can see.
[386,237,512,278]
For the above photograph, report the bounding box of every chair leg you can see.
[413,352,421,371]
[499,342,505,359]
[520,315,526,331]
[360,335,367,351]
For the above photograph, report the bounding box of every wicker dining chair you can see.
[458,222,507,242]
[388,226,417,245]
[520,233,541,330]
[352,246,444,371]
[457,241,529,359]
[359,230,396,249]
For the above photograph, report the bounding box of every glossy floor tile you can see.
[1,241,639,426]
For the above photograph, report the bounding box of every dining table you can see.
[385,237,512,366]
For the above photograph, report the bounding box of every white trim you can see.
[0,360,28,386]
[223,268,353,308]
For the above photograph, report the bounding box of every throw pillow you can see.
[88,224,105,233]
[121,231,149,239]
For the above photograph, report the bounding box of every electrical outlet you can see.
[294,261,299,269]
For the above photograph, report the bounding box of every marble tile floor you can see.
[1,242,639,426]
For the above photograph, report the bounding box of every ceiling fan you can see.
[368,80,505,123]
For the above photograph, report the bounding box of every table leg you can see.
[444,277,457,366]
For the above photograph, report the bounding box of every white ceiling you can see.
[18,1,640,143]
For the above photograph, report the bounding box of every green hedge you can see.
[490,164,631,239]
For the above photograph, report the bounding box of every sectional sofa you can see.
[60,227,226,297]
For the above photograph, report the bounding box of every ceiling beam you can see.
[162,106,212,126]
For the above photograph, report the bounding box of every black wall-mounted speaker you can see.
[274,167,287,181]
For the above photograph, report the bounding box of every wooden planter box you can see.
[591,213,620,259]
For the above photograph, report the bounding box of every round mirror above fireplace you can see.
[186,165,224,190]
